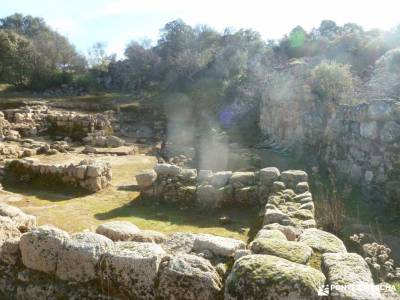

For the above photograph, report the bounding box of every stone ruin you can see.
[1,104,115,142]
[136,164,310,212]
[0,163,387,299]
[4,158,112,193]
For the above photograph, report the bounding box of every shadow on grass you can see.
[1,181,89,201]
[94,196,259,236]
[117,184,141,192]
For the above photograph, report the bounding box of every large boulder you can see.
[157,253,223,300]
[193,234,246,257]
[19,225,69,274]
[0,203,36,232]
[100,241,166,299]
[96,221,140,241]
[280,170,308,188]
[56,232,114,282]
[136,169,157,189]
[322,252,382,300]
[225,254,326,300]
[299,228,347,253]
[154,163,182,176]
[259,167,280,186]
[229,172,255,188]
[249,238,313,264]
[210,171,232,188]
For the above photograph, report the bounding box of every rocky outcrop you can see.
[5,158,112,192]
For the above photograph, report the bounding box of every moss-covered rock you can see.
[299,228,347,253]
[225,254,325,300]
[322,252,382,300]
[249,238,313,264]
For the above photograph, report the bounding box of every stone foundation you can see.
[4,158,112,193]
[136,163,310,210]
[2,104,113,140]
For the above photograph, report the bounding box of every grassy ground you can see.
[0,152,255,241]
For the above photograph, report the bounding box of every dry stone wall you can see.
[260,98,400,210]
[137,163,310,210]
[0,163,387,299]
[4,158,111,192]
[2,104,113,140]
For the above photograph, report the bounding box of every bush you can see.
[28,71,74,91]
[310,61,354,105]
[73,73,102,92]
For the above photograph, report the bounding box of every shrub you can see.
[28,71,73,91]
[310,61,354,105]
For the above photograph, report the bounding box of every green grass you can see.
[1,152,255,241]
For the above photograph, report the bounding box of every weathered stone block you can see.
[96,221,141,241]
[193,234,246,257]
[157,254,222,300]
[20,225,69,274]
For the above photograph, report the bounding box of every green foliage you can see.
[310,61,354,105]
[0,13,86,90]
[0,29,35,88]
[73,73,103,92]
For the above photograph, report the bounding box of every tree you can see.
[318,20,339,37]
[0,30,35,88]
[88,42,111,71]
[0,13,87,90]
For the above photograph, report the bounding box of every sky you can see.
[2,0,400,58]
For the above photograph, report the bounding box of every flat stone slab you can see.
[193,234,246,257]
[82,146,135,156]
[96,221,140,241]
